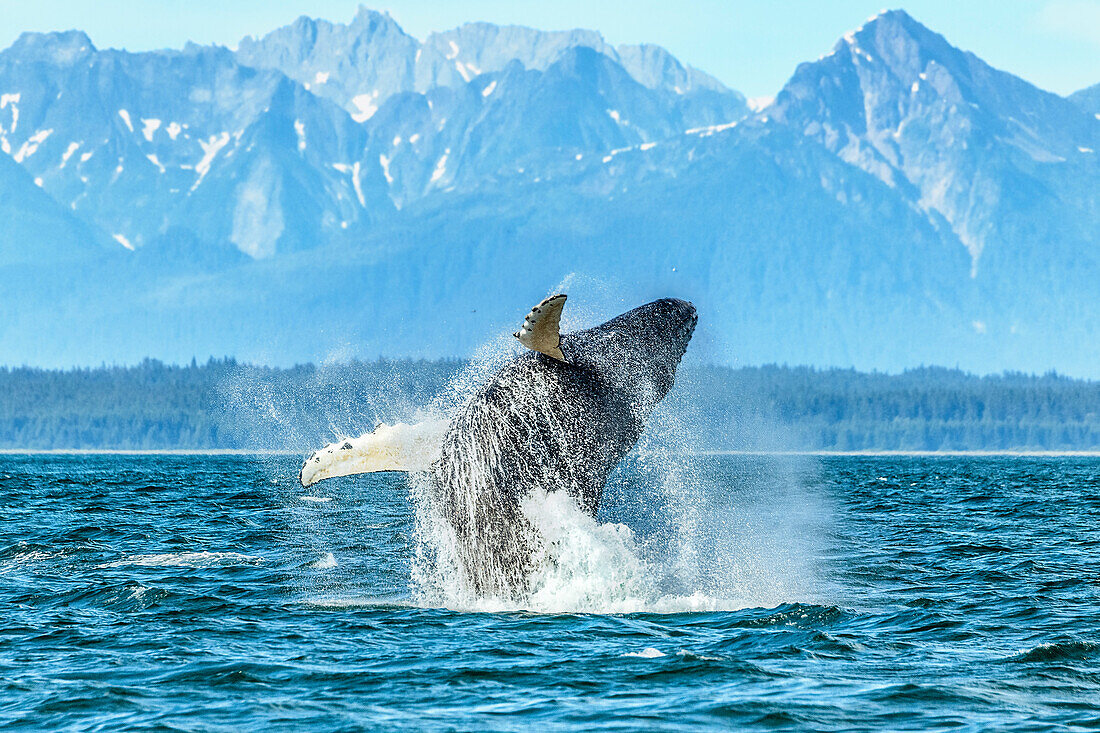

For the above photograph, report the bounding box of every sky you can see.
[0,0,1097,98]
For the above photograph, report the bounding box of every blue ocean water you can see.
[1,454,1098,731]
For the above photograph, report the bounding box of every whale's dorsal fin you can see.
[514,293,566,362]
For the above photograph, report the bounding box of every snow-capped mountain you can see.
[1,8,1098,375]
[770,10,1100,275]
[355,45,749,206]
[236,8,745,124]
[237,8,747,206]
[0,31,391,259]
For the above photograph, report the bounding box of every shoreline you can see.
[3,449,1100,458]
[0,449,300,456]
[699,450,1100,457]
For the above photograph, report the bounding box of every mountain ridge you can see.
[1,8,1098,375]
[1070,82,1100,115]
[235,7,743,116]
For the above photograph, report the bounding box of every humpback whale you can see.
[300,295,697,598]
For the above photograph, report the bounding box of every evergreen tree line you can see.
[2,359,1100,451]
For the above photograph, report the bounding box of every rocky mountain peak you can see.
[7,30,96,64]
[770,9,1100,272]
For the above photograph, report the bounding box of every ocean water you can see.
[1,454,1098,731]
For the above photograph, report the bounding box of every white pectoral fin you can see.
[298,419,448,487]
[514,293,566,361]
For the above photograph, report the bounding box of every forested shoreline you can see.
[2,359,1100,451]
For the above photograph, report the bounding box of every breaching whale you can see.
[300,294,697,598]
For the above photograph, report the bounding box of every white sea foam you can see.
[305,596,412,608]
[0,549,55,574]
[410,475,792,615]
[11,550,53,563]
[100,551,265,568]
[523,490,656,612]
[309,552,338,569]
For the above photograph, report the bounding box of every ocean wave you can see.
[1010,640,1099,663]
[0,549,54,571]
[99,551,266,568]
[0,542,65,575]
[303,596,414,609]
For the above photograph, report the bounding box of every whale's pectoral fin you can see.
[298,420,448,487]
[514,293,567,362]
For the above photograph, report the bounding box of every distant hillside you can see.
[0,9,1099,374]
[2,359,1100,452]
[1070,82,1100,115]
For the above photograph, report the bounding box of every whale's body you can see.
[301,297,697,598]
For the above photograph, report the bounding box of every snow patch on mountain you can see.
[192,132,230,191]
[685,121,738,137]
[351,161,365,206]
[141,118,160,142]
[430,149,449,184]
[0,92,19,136]
[351,91,379,122]
[294,119,306,151]
[379,153,392,183]
[60,141,80,167]
[14,128,51,163]
[747,96,774,112]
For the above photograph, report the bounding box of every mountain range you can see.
[1,7,1098,374]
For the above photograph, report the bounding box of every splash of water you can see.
[216,277,826,614]
[400,286,814,613]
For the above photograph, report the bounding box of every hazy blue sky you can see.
[1,1,1097,98]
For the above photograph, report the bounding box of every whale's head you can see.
[564,298,697,403]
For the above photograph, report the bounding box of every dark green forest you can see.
[2,358,1100,451]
